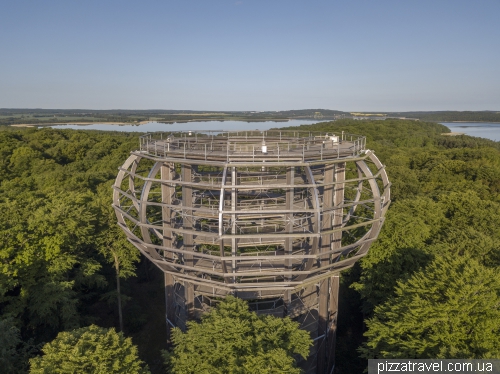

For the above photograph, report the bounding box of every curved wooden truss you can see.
[113,130,390,373]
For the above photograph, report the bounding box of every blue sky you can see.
[1,0,499,111]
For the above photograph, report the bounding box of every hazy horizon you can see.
[1,108,499,113]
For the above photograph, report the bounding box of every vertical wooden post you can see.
[182,164,194,320]
[318,163,334,373]
[333,163,345,253]
[326,275,340,373]
[326,162,345,372]
[161,162,175,341]
[284,166,294,313]
[231,167,238,283]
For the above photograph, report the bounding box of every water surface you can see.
[50,119,327,133]
[440,122,500,141]
[49,120,500,142]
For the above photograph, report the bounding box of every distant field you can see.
[350,113,386,116]
[0,114,105,123]
[169,113,231,116]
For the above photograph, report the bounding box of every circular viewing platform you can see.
[114,128,389,374]
[138,130,366,163]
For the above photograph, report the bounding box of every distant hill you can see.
[384,111,500,122]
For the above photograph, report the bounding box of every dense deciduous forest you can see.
[0,119,499,373]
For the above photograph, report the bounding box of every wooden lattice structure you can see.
[113,130,390,373]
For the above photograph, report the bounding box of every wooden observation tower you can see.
[113,130,390,373]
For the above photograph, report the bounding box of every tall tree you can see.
[165,296,312,374]
[97,225,140,332]
[0,318,24,373]
[0,191,104,333]
[360,253,500,359]
[95,186,141,332]
[29,325,150,374]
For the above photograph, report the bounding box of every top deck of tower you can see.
[138,130,367,164]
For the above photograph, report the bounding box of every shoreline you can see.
[442,121,500,124]
[10,122,131,127]
[441,132,465,136]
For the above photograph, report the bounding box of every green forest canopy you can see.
[165,296,311,374]
[0,119,498,373]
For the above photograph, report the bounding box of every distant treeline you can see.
[1,108,500,125]
[0,108,347,125]
[386,110,500,122]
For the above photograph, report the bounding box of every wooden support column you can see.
[318,163,334,373]
[182,164,194,319]
[284,166,294,313]
[231,167,238,283]
[333,163,345,252]
[326,162,345,372]
[161,162,175,341]
[326,275,340,372]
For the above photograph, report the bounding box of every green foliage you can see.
[0,190,102,331]
[165,296,312,374]
[96,192,141,280]
[360,254,500,359]
[0,318,22,373]
[0,318,38,374]
[353,190,500,313]
[0,128,140,367]
[0,120,498,372]
[29,325,150,373]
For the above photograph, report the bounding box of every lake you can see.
[50,119,327,133]
[49,120,500,142]
[440,122,500,142]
